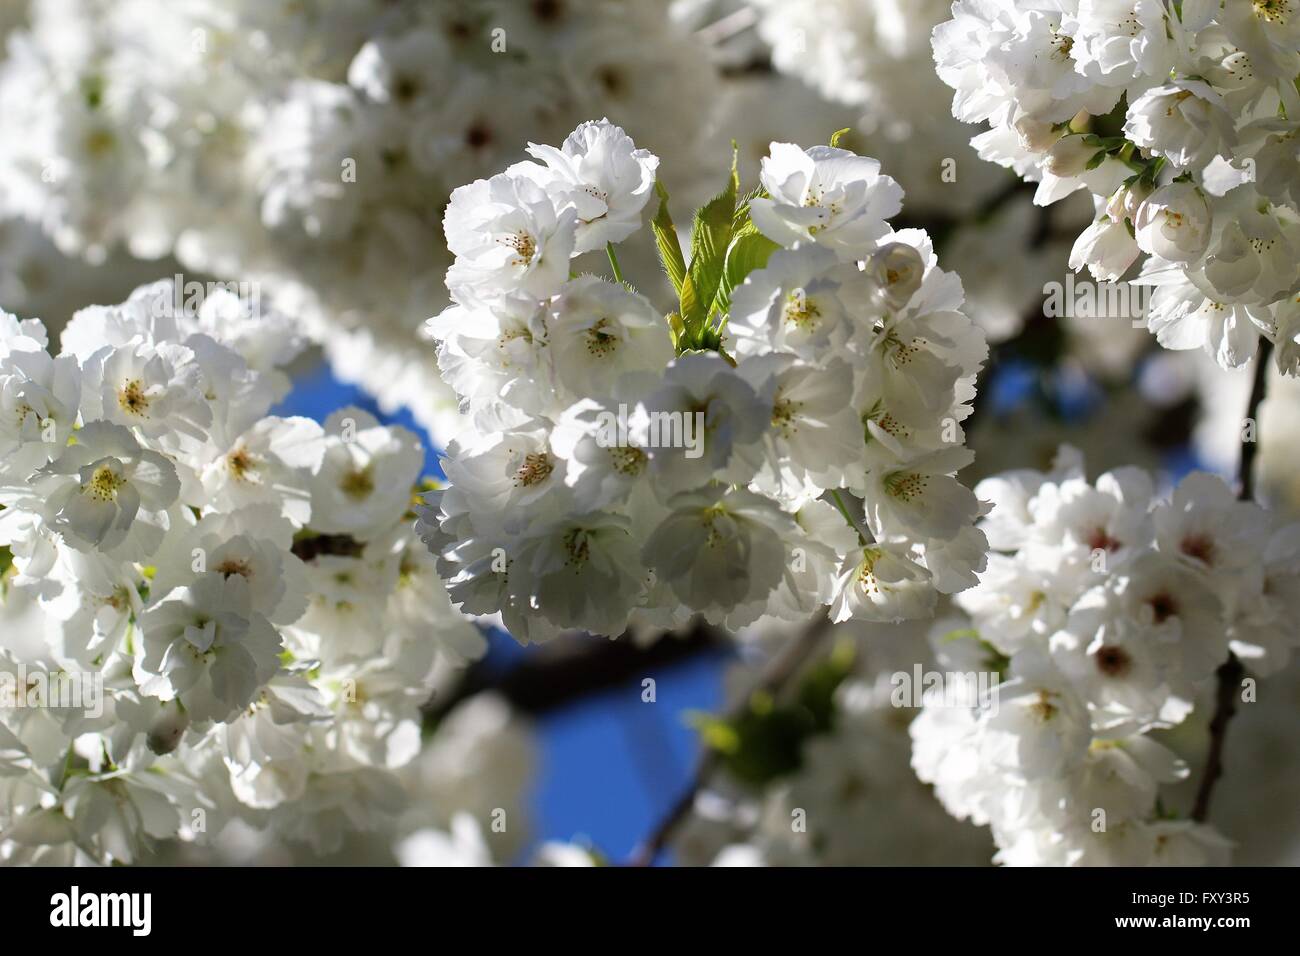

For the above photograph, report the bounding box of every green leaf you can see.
[689,712,741,754]
[1080,134,1126,150]
[650,180,687,298]
[715,707,811,784]
[794,640,856,733]
[710,229,779,320]
[1084,149,1108,170]
[665,311,685,348]
[688,639,856,787]
[732,185,768,231]
[679,150,739,345]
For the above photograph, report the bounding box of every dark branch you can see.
[1191,337,1273,823]
[424,619,731,721]
[290,534,365,561]
[627,608,834,866]
[1191,652,1245,822]
[1238,337,1273,503]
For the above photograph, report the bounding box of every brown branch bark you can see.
[1191,337,1272,823]
[1191,652,1245,822]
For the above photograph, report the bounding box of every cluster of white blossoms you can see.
[0,280,487,864]
[932,0,1300,371]
[0,0,719,443]
[417,119,990,641]
[911,447,1300,865]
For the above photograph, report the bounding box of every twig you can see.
[1237,337,1273,503]
[1190,337,1272,822]
[627,608,834,866]
[1191,653,1245,822]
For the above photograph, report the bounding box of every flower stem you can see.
[606,242,625,285]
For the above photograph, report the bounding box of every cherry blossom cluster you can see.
[0,280,485,864]
[911,448,1300,865]
[417,119,990,641]
[0,0,719,444]
[932,0,1300,372]
[732,0,1097,346]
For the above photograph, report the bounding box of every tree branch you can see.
[1237,337,1273,503]
[1191,336,1272,823]
[423,620,730,722]
[627,608,834,866]
[1191,652,1244,822]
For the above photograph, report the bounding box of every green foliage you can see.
[941,625,1010,681]
[651,146,785,355]
[650,180,687,299]
[692,639,857,786]
[678,150,739,347]
[711,230,779,326]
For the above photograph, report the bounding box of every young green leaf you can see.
[650,180,687,298]
[711,230,779,320]
[679,150,739,342]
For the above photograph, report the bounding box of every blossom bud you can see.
[866,242,926,308]
[1044,135,1097,178]
[1105,180,1152,223]
[146,700,191,756]
[1013,115,1059,154]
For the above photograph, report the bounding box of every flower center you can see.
[771,396,801,436]
[1147,591,1177,624]
[1094,645,1133,677]
[1049,25,1073,59]
[1085,527,1122,552]
[609,446,646,476]
[216,558,252,579]
[1179,533,1215,565]
[1254,0,1293,25]
[562,528,590,567]
[1028,690,1058,721]
[227,447,256,481]
[584,318,618,356]
[782,289,820,328]
[118,379,150,417]
[340,466,375,500]
[884,471,928,502]
[84,463,126,502]
[513,452,553,487]
[856,548,883,592]
[499,231,536,266]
